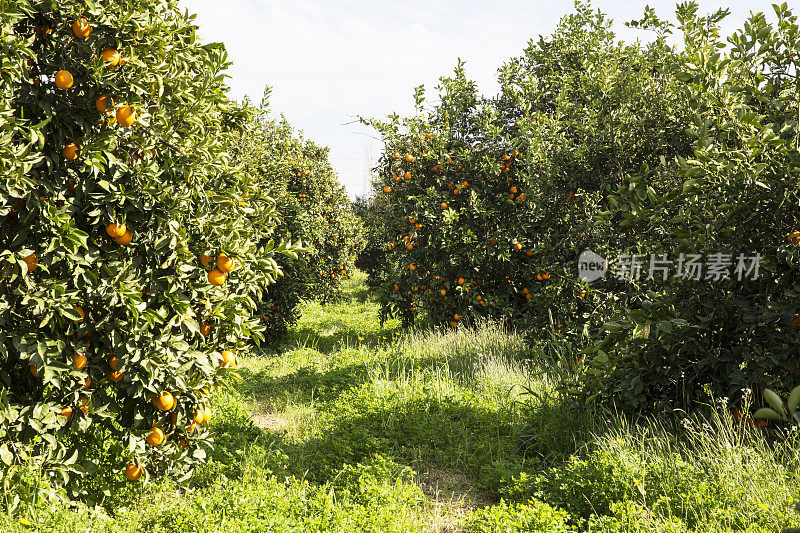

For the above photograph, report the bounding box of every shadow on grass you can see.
[284,319,401,355]
[235,362,373,404]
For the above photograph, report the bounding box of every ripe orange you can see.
[513,243,522,250]
[393,284,399,291]
[454,313,460,320]
[75,306,85,323]
[409,263,416,271]
[124,463,143,481]
[146,427,165,446]
[63,143,79,160]
[106,223,127,238]
[219,350,235,367]
[116,106,137,127]
[72,18,92,39]
[383,186,391,193]
[406,243,413,251]
[22,253,38,272]
[109,370,124,382]
[153,391,175,411]
[199,254,214,268]
[441,202,448,209]
[449,321,458,328]
[200,323,211,337]
[108,356,119,370]
[29,365,39,377]
[72,353,87,370]
[791,317,800,331]
[55,70,73,90]
[208,268,226,286]
[440,289,446,296]
[114,230,133,245]
[101,47,121,66]
[405,154,415,163]
[60,406,74,420]
[94,94,112,113]
[217,254,234,273]
[393,152,400,159]
[458,278,465,285]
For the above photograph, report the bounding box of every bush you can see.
[0,0,299,505]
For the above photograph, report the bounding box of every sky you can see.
[180,0,782,198]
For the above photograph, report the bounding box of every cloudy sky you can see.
[180,0,780,198]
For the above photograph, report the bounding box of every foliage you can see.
[231,94,365,344]
[0,0,300,507]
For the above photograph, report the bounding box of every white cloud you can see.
[181,0,780,198]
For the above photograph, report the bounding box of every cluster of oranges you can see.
[54,18,136,162]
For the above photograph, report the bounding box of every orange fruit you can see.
[63,143,79,160]
[106,223,127,238]
[526,249,533,256]
[72,353,87,370]
[454,313,460,320]
[791,317,800,331]
[55,70,73,90]
[114,230,133,245]
[513,243,522,250]
[406,243,413,251]
[75,306,85,323]
[146,427,165,446]
[219,350,235,367]
[124,463,143,481]
[449,321,458,328]
[200,323,211,337]
[109,370,124,382]
[60,406,74,420]
[440,289,446,296]
[393,284,399,291]
[409,263,415,271]
[101,48,121,66]
[199,254,214,268]
[94,94,112,113]
[217,254,234,273]
[22,253,38,272]
[116,106,137,127]
[405,154,415,163]
[152,391,175,411]
[208,268,226,286]
[84,377,92,388]
[383,186,391,193]
[393,152,400,159]
[72,18,92,39]
[108,356,119,370]
[458,278,465,285]
[441,202,448,209]
[179,438,188,448]
[29,365,39,377]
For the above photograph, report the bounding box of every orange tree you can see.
[359,4,691,335]
[580,3,800,410]
[0,0,300,504]
[231,97,364,344]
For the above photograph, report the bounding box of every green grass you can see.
[3,271,800,532]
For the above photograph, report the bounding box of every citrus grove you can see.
[3,0,800,529]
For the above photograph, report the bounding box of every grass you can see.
[2,270,800,532]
